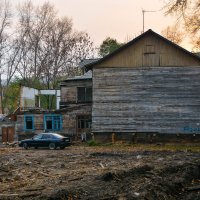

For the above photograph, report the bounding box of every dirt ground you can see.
[1,144,200,200]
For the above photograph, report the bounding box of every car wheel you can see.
[60,147,65,150]
[49,143,56,150]
[23,143,28,149]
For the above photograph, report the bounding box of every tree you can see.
[0,0,11,69]
[165,0,200,50]
[0,0,12,113]
[16,1,94,89]
[99,37,123,57]
[161,25,183,45]
[5,38,24,86]
[2,79,21,114]
[0,0,94,114]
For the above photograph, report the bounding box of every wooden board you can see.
[2,127,15,143]
[92,66,200,134]
[94,34,200,68]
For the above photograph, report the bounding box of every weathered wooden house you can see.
[59,71,92,139]
[15,110,63,140]
[84,29,200,142]
[15,86,63,140]
[11,68,93,141]
[13,30,200,143]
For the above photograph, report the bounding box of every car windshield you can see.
[50,133,64,139]
[33,134,43,140]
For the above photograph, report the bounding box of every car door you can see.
[32,134,43,147]
[41,134,52,147]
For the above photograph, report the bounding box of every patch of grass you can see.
[86,140,99,146]
[127,143,200,152]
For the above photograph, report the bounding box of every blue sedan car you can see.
[19,133,71,150]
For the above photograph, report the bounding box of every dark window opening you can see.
[25,116,34,130]
[35,95,39,107]
[44,115,62,131]
[77,116,92,129]
[77,87,92,102]
[46,120,52,130]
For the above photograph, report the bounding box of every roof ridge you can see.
[85,29,200,70]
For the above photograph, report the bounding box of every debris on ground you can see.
[0,145,200,199]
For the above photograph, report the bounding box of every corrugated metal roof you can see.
[61,59,99,82]
[79,59,100,68]
[63,70,92,81]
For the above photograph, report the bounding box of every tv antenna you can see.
[142,8,163,33]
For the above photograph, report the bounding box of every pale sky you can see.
[13,0,187,49]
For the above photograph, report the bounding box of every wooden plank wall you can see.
[61,80,92,103]
[16,114,44,134]
[60,80,92,136]
[95,34,200,68]
[61,105,92,135]
[92,66,200,134]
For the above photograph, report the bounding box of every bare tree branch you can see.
[165,0,200,50]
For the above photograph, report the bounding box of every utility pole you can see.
[142,9,145,33]
[0,74,3,114]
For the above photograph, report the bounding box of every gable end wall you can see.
[95,35,200,68]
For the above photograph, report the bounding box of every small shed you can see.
[0,115,16,144]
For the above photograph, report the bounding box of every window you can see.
[44,115,62,131]
[24,116,34,131]
[33,134,43,140]
[77,87,92,102]
[41,134,51,139]
[35,95,39,107]
[77,116,92,129]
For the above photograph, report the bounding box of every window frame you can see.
[77,87,92,103]
[44,114,62,131]
[24,115,34,131]
[77,115,92,129]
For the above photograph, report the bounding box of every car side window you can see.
[51,135,58,139]
[42,134,51,139]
